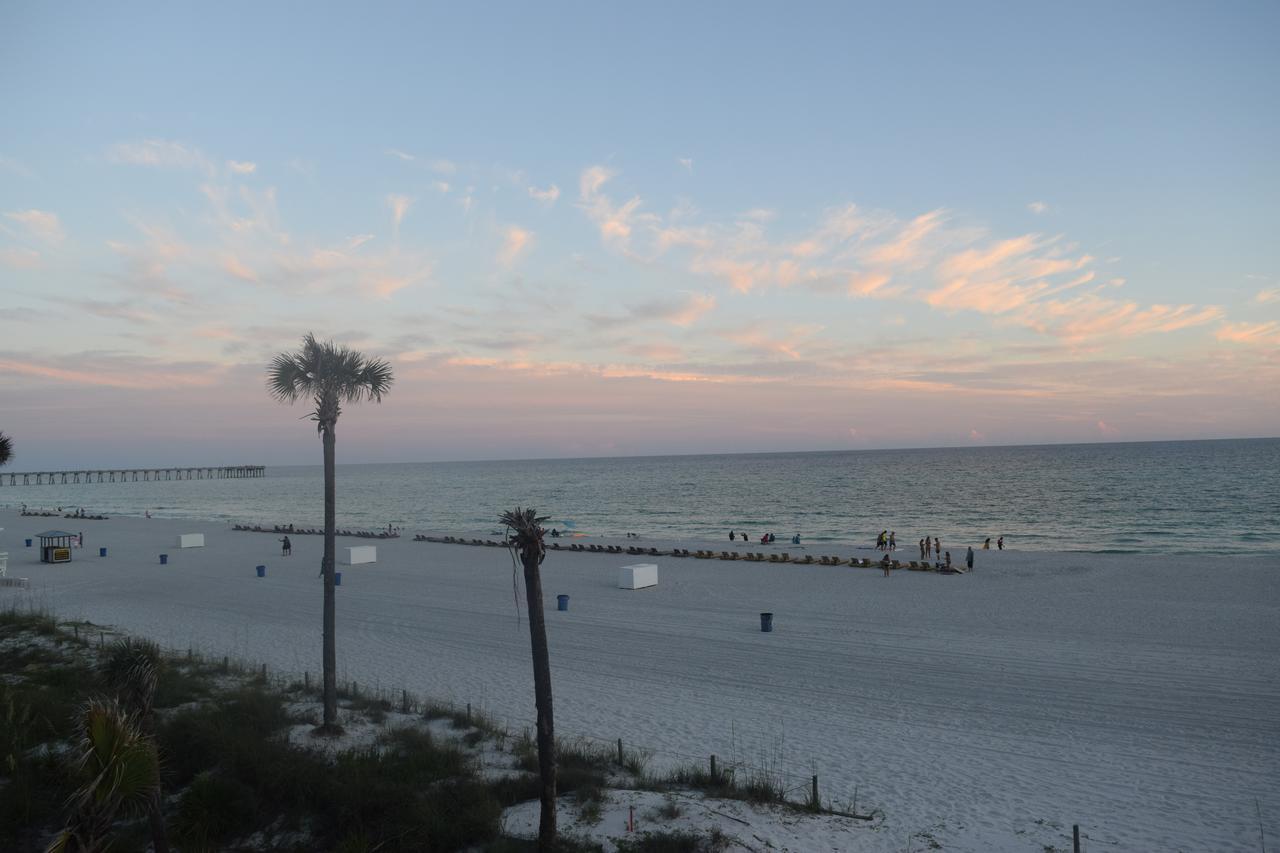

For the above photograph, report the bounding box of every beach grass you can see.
[0,605,741,851]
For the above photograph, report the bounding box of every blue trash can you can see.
[759,612,774,632]
[334,572,342,586]
[557,594,570,611]
[25,538,32,547]
[99,547,107,557]
[256,565,266,578]
[159,554,168,565]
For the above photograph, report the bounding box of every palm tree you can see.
[0,431,12,468]
[500,507,557,851]
[47,699,160,853]
[102,639,168,853]
[268,333,393,731]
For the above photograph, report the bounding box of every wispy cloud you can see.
[0,353,222,390]
[108,139,213,175]
[387,194,413,238]
[579,165,653,249]
[1028,201,1049,215]
[678,157,694,173]
[221,254,258,282]
[498,225,534,266]
[0,247,41,268]
[528,184,560,204]
[227,160,257,174]
[386,149,416,161]
[1255,287,1279,304]
[1216,320,1280,345]
[3,208,65,244]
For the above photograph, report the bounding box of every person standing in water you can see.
[919,538,926,560]
[934,536,941,558]
[280,535,292,556]
[966,545,974,572]
[888,531,897,551]
[997,536,1004,550]
[925,536,932,558]
[983,537,990,550]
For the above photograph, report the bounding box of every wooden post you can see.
[1073,824,1080,853]
[710,754,717,780]
[304,671,310,689]
[466,702,472,724]
[98,632,104,649]
[73,624,78,639]
[261,663,267,681]
[617,738,624,766]
[402,690,409,713]
[352,681,358,698]
[811,775,819,811]
[222,655,229,672]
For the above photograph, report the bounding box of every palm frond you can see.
[501,507,550,557]
[0,431,12,468]
[267,333,394,419]
[102,639,161,717]
[51,698,160,852]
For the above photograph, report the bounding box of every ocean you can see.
[3,438,1277,556]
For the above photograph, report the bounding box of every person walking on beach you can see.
[881,553,892,577]
[280,535,292,556]
[888,531,897,551]
[944,551,952,571]
[983,537,990,550]
[919,538,926,560]
[966,545,974,572]
[925,536,932,558]
[997,536,1004,550]
[934,536,941,558]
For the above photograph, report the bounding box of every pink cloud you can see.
[1216,320,1280,345]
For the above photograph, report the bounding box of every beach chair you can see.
[648,548,659,556]
[768,554,779,562]
[778,553,791,563]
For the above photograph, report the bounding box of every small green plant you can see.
[613,828,729,853]
[654,795,683,820]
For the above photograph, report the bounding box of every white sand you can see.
[2,508,1276,852]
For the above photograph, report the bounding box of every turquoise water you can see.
[3,438,1277,555]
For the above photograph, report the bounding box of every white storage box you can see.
[618,563,658,590]
[176,533,205,549]
[342,545,377,565]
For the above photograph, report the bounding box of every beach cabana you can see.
[36,530,76,563]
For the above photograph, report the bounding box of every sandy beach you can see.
[2,507,1276,852]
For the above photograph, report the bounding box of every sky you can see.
[1,1,1277,469]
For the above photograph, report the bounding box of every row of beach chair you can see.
[414,536,963,572]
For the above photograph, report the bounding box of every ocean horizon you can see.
[4,437,1278,556]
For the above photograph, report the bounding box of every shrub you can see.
[173,770,258,846]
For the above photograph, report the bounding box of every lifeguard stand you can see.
[37,530,75,563]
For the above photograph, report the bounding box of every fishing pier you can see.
[1,465,266,486]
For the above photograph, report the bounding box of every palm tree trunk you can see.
[521,553,557,850]
[321,423,338,728]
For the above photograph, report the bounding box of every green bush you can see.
[173,770,258,846]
